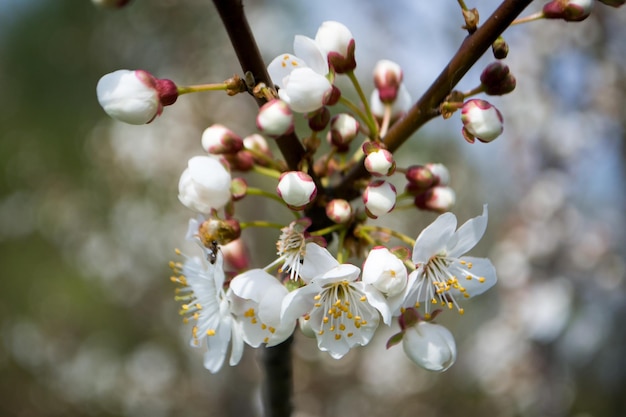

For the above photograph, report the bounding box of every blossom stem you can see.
[457,0,469,10]
[462,84,486,98]
[240,220,285,230]
[379,104,392,138]
[245,187,299,219]
[345,70,379,139]
[332,0,534,198]
[309,223,345,237]
[245,148,285,171]
[510,11,545,26]
[338,96,371,135]
[356,225,416,247]
[251,164,282,179]
[177,83,229,95]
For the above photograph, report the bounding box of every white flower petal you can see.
[293,35,328,76]
[412,212,457,263]
[402,322,456,372]
[300,243,339,282]
[448,256,497,298]
[267,53,308,87]
[448,205,488,258]
[312,264,360,287]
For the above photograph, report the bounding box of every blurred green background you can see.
[1,1,625,417]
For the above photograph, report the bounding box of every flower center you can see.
[310,280,370,341]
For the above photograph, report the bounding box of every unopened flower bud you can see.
[243,134,273,165]
[224,151,254,172]
[362,246,408,297]
[364,146,396,177]
[326,199,353,224]
[92,0,131,8]
[424,163,450,186]
[277,171,317,210]
[256,99,294,137]
[414,186,456,213]
[178,156,231,213]
[371,84,412,120]
[373,59,403,103]
[221,239,250,272]
[307,107,331,132]
[461,99,503,143]
[201,124,244,154]
[405,165,435,193]
[315,21,356,73]
[363,180,396,219]
[230,177,248,201]
[491,36,509,59]
[96,69,178,125]
[543,0,593,22]
[480,62,516,95]
[328,113,359,152]
[402,322,457,372]
[324,85,342,107]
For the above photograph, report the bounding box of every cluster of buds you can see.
[97,19,504,374]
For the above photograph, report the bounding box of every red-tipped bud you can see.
[277,171,317,210]
[243,134,273,165]
[96,69,178,125]
[315,21,356,73]
[543,0,593,22]
[328,113,359,152]
[363,180,397,219]
[201,124,244,155]
[373,59,403,103]
[461,99,504,143]
[414,186,456,213]
[425,163,451,186]
[256,99,294,137]
[230,177,248,201]
[480,62,516,95]
[221,239,250,272]
[405,165,435,193]
[325,199,353,224]
[307,107,331,132]
[364,146,396,177]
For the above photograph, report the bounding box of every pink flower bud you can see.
[256,99,294,137]
[460,99,503,143]
[307,107,331,132]
[363,180,396,219]
[328,113,359,152]
[277,171,317,210]
[221,239,250,272]
[371,84,412,120]
[201,124,244,154]
[243,134,273,165]
[315,21,356,73]
[480,62,516,95]
[364,147,396,177]
[424,163,450,186]
[96,69,178,125]
[178,156,231,213]
[325,199,353,224]
[414,186,456,213]
[373,59,403,103]
[543,0,593,22]
[405,165,435,193]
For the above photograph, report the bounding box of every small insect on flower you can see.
[208,240,220,264]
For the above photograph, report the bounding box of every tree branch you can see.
[212,0,306,172]
[332,0,535,198]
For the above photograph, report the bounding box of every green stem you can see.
[357,225,416,247]
[338,96,372,136]
[510,11,545,26]
[240,220,285,230]
[252,164,283,179]
[345,70,379,139]
[177,83,228,95]
[309,223,345,237]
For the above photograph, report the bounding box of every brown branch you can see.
[332,0,535,198]
[212,0,306,172]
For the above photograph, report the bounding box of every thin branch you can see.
[332,0,535,198]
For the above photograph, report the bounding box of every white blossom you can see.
[178,156,231,213]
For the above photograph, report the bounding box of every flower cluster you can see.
[159,22,500,374]
[98,20,505,373]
